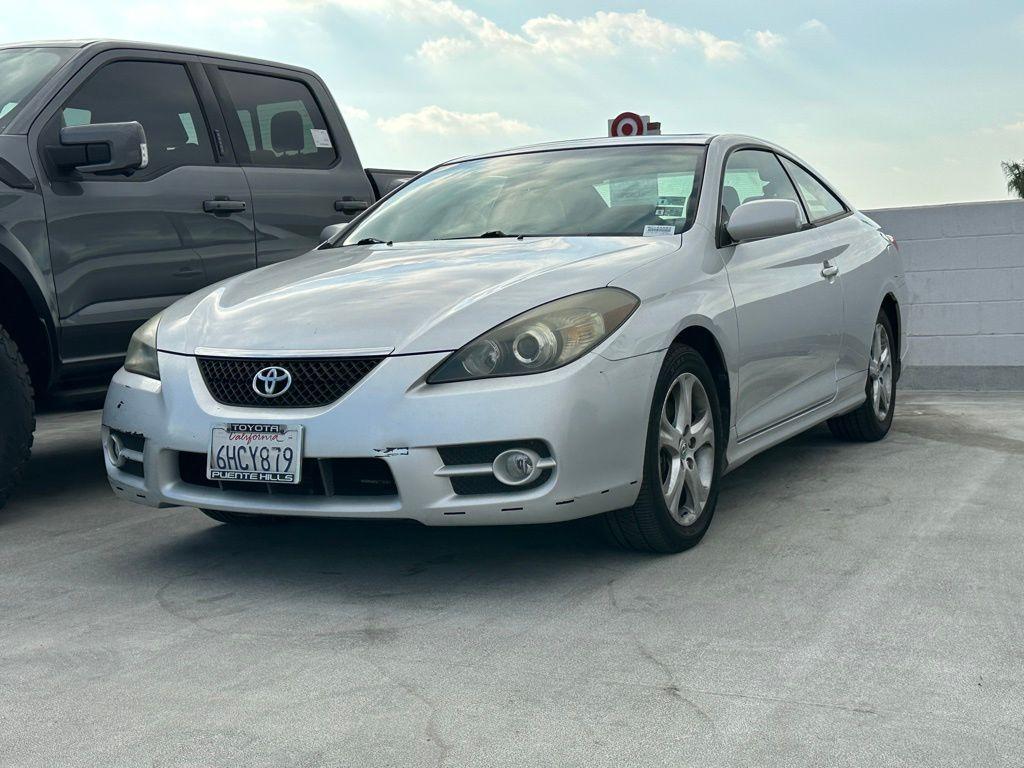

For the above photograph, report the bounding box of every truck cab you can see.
[0,40,415,507]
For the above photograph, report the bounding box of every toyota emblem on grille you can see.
[252,366,293,398]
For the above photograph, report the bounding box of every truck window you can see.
[57,61,214,175]
[218,69,337,169]
[0,46,75,131]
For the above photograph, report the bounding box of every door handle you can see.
[335,198,370,214]
[821,262,840,279]
[203,198,246,213]
[174,267,203,278]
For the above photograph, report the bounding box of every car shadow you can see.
[127,424,844,605]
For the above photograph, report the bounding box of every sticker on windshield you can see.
[310,129,332,148]
[643,224,676,237]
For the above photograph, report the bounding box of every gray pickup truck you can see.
[0,39,416,507]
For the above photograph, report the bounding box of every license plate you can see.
[207,423,303,484]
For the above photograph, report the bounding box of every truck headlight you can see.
[427,288,639,383]
[124,313,162,380]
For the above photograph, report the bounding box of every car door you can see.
[32,51,256,365]
[719,148,844,439]
[204,63,377,266]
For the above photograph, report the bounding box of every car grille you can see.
[197,356,384,408]
[178,452,398,497]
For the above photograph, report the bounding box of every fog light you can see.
[492,448,542,486]
[104,431,126,468]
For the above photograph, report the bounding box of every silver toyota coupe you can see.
[102,134,908,553]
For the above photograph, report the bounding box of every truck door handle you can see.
[203,198,246,213]
[335,198,370,214]
[821,262,840,279]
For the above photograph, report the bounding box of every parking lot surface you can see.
[2,393,1022,767]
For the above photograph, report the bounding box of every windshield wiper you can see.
[435,231,526,241]
[343,237,391,246]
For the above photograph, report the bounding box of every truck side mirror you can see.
[49,121,149,176]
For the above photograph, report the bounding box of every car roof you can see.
[0,39,311,75]
[448,134,717,163]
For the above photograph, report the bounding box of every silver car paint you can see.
[102,134,909,523]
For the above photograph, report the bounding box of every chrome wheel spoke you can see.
[659,371,716,527]
[691,412,715,452]
[868,321,893,421]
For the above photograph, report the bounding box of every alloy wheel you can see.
[868,322,894,421]
[658,372,715,526]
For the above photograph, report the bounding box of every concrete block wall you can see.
[864,200,1024,390]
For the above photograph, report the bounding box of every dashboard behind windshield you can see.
[342,144,706,246]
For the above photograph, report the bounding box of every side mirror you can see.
[725,199,803,243]
[51,121,148,176]
[319,222,348,244]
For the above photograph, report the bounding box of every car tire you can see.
[827,309,896,442]
[200,508,287,525]
[0,325,35,511]
[602,344,724,554]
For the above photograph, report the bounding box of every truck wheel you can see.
[0,325,35,510]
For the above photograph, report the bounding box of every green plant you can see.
[1003,160,1024,199]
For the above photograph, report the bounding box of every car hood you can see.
[157,236,681,356]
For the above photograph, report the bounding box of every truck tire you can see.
[0,325,35,510]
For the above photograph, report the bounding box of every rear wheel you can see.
[827,309,896,442]
[200,508,287,525]
[603,345,723,553]
[0,325,35,511]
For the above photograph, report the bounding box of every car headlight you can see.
[124,313,162,380]
[427,288,639,383]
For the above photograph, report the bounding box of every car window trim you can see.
[776,153,851,226]
[716,143,853,248]
[206,64,340,170]
[33,51,223,184]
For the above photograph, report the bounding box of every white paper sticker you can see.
[643,224,676,237]
[310,128,332,149]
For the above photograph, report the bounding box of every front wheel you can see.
[0,326,35,511]
[827,309,896,442]
[602,344,724,554]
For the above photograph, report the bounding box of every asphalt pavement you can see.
[2,392,1022,767]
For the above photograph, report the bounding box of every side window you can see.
[780,157,846,222]
[58,61,213,174]
[721,149,805,225]
[218,69,336,169]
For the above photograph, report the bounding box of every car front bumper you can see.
[101,349,661,525]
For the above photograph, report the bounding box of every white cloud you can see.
[752,29,785,52]
[416,36,474,62]
[341,103,370,120]
[800,19,830,34]
[375,105,533,136]
[331,3,744,64]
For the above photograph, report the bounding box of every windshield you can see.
[0,47,75,131]
[342,144,705,245]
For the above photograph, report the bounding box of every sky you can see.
[2,0,1023,208]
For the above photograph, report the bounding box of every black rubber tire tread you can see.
[602,344,724,554]
[200,508,287,525]
[0,325,35,511]
[827,309,896,443]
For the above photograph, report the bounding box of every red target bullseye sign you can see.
[609,111,645,137]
